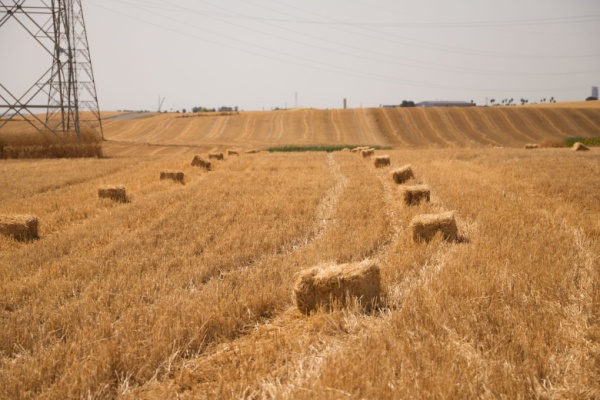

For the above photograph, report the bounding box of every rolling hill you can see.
[99,102,600,156]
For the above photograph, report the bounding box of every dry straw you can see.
[360,149,375,158]
[373,155,391,168]
[0,214,39,242]
[525,144,539,149]
[160,171,185,184]
[391,165,414,184]
[410,211,457,242]
[191,155,212,170]
[293,259,381,314]
[400,184,430,205]
[572,142,590,151]
[98,186,128,203]
[208,152,224,160]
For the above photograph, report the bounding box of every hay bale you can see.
[293,260,381,315]
[525,143,539,149]
[226,149,240,156]
[572,142,590,151]
[410,212,457,243]
[245,149,260,154]
[373,155,391,168]
[160,171,185,183]
[360,149,375,158]
[98,186,128,203]
[390,165,414,184]
[351,147,367,153]
[208,152,224,160]
[191,155,212,170]
[400,184,430,205]
[0,215,39,242]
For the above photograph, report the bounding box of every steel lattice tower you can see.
[0,0,103,140]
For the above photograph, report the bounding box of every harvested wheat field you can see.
[95,102,600,156]
[1,103,600,398]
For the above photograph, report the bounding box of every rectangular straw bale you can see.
[373,155,391,168]
[525,143,539,149]
[191,155,212,170]
[293,260,381,315]
[208,152,224,160]
[160,171,185,183]
[410,211,457,242]
[390,165,414,184]
[245,149,260,154]
[98,186,128,203]
[226,149,240,156]
[572,142,590,151]
[360,149,375,158]
[0,214,39,242]
[351,147,367,153]
[400,184,430,205]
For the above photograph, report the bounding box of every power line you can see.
[86,0,593,95]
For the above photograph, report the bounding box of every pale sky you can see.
[2,0,600,111]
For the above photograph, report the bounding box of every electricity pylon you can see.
[0,0,103,140]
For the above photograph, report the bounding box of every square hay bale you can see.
[572,142,590,151]
[390,165,414,184]
[0,215,39,242]
[351,147,367,153]
[226,149,240,156]
[360,149,375,158]
[208,152,224,160]
[98,186,128,203]
[400,184,430,205]
[410,211,457,243]
[293,260,381,315]
[160,171,185,183]
[525,143,539,149]
[191,155,212,170]
[373,155,391,168]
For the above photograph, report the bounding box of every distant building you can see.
[593,86,599,99]
[415,101,475,107]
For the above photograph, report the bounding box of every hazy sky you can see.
[3,0,600,111]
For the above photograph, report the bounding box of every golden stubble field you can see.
[93,102,600,155]
[0,137,599,398]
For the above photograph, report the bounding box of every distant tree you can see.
[182,108,186,113]
[586,96,598,101]
[490,99,495,106]
[400,100,416,107]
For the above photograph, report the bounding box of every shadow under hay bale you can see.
[373,155,390,168]
[208,152,224,160]
[191,155,212,170]
[98,186,128,203]
[410,211,457,243]
[572,142,590,151]
[400,184,430,205]
[293,260,381,315]
[160,171,185,184]
[525,143,539,149]
[226,149,239,156]
[0,215,39,242]
[391,165,414,184]
[360,149,374,158]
